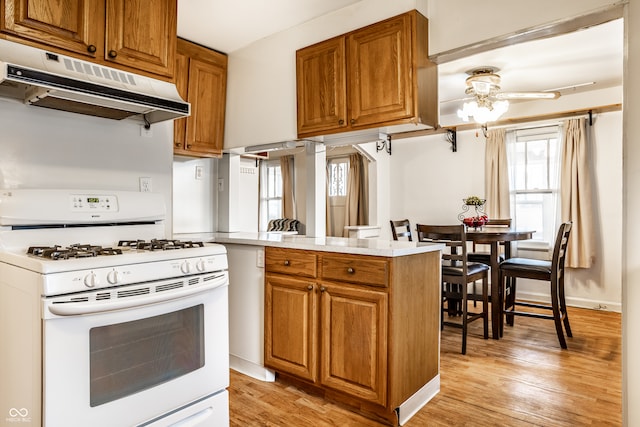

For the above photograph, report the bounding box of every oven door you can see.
[41,272,229,427]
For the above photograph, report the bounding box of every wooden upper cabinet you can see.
[1,0,177,79]
[296,10,437,138]
[0,0,103,57]
[296,36,347,136]
[105,0,176,77]
[174,38,228,158]
[348,13,413,128]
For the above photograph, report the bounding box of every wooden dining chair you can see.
[467,218,512,306]
[416,224,489,354]
[499,222,573,348]
[390,219,412,241]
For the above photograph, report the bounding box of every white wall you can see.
[0,98,174,236]
[172,157,217,233]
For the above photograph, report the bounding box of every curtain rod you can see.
[390,104,621,140]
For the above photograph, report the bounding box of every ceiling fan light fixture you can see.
[457,99,509,124]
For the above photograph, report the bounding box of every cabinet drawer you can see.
[265,247,317,278]
[320,254,389,287]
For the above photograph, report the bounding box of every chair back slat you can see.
[416,224,469,270]
[390,219,412,241]
[552,222,572,279]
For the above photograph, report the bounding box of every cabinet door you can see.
[265,274,318,382]
[184,56,227,157]
[319,283,388,405]
[296,36,347,137]
[173,49,189,154]
[105,0,176,77]
[347,13,413,128]
[1,0,102,57]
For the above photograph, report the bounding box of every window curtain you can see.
[484,128,510,219]
[561,118,595,268]
[325,163,333,236]
[342,153,368,236]
[280,155,296,219]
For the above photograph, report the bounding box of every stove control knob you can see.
[195,259,206,272]
[107,270,119,284]
[180,260,191,274]
[84,272,98,288]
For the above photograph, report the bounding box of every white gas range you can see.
[0,189,230,427]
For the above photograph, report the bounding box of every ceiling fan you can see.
[457,66,561,124]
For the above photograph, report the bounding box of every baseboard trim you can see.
[396,374,440,426]
[230,355,275,382]
[516,291,621,313]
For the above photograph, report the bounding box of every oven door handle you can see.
[46,273,228,316]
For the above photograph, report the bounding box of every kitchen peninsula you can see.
[180,232,443,425]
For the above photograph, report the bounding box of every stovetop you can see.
[26,239,206,260]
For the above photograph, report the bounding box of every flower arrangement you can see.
[464,196,486,206]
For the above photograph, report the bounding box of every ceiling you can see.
[176,2,623,126]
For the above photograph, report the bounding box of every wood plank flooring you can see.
[229,306,621,426]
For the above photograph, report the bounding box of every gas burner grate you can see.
[118,239,205,251]
[27,244,123,260]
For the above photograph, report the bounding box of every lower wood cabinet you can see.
[264,246,441,425]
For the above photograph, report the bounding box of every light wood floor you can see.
[229,306,621,426]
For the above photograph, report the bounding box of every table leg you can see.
[490,241,500,339]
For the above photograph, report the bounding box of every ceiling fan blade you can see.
[496,91,560,100]
[440,95,474,104]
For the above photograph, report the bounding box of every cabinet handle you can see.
[347,267,355,274]
[350,119,356,125]
[87,44,97,53]
[320,286,326,292]
[108,50,118,58]
[307,285,313,291]
[338,119,344,125]
[186,145,192,149]
[283,260,290,266]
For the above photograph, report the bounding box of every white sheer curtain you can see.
[561,118,595,268]
[484,128,510,220]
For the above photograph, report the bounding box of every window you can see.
[260,160,282,230]
[507,125,561,248]
[327,158,349,197]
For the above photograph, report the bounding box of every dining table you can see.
[465,226,534,339]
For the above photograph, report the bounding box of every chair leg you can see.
[550,278,568,349]
[558,274,573,338]
[472,281,477,307]
[461,283,468,355]
[482,275,489,339]
[504,276,516,327]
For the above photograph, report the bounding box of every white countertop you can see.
[175,232,443,257]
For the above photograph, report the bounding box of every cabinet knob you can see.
[350,119,356,125]
[320,286,326,292]
[347,267,355,274]
[186,145,192,149]
[307,285,313,291]
[338,119,344,125]
[108,50,118,58]
[175,142,181,148]
[283,260,290,266]
[87,44,97,53]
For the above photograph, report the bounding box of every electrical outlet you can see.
[195,165,203,180]
[139,177,152,192]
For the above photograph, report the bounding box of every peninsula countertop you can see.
[174,232,443,257]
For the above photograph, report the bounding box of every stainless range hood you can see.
[0,39,189,124]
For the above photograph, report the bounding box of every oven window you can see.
[89,305,205,407]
